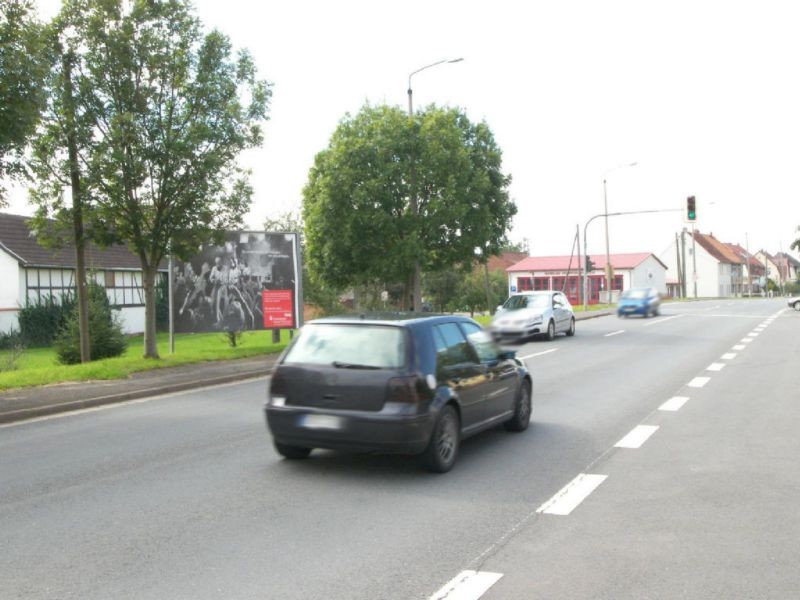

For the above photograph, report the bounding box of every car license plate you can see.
[300,414,343,430]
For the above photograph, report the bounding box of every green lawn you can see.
[0,330,291,391]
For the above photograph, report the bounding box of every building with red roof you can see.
[506,252,666,305]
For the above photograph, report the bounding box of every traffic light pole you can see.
[583,207,684,311]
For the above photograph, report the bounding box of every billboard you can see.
[171,231,301,333]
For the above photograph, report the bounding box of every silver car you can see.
[490,291,576,342]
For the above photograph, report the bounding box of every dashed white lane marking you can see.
[688,376,711,388]
[706,363,726,372]
[732,344,746,350]
[749,332,759,337]
[615,425,659,448]
[429,570,503,600]
[721,353,737,360]
[605,330,625,337]
[519,348,559,360]
[536,473,608,516]
[660,396,689,411]
[643,314,684,326]
[741,337,754,343]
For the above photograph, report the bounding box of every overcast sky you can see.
[8,0,799,258]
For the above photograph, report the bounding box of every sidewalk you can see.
[0,309,613,425]
[0,355,276,425]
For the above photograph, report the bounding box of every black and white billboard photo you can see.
[171,231,302,333]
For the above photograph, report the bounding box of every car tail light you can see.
[387,375,423,403]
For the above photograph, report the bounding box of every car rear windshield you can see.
[623,289,648,299]
[283,324,407,368]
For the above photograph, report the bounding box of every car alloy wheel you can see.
[546,320,555,341]
[421,405,460,473]
[794,301,800,311]
[504,382,531,432]
[566,318,575,337]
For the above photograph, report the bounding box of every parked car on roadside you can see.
[788,296,800,311]
[265,314,532,473]
[617,287,661,318]
[489,291,576,342]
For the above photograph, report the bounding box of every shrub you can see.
[18,293,76,347]
[54,282,127,364]
[0,330,25,372]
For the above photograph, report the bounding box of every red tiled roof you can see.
[693,232,742,265]
[508,252,664,272]
[486,252,528,273]
[725,243,764,271]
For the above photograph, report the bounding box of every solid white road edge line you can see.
[428,570,503,600]
[519,348,559,360]
[688,376,711,388]
[615,425,659,449]
[721,353,737,360]
[706,363,726,372]
[605,330,625,337]
[536,473,608,516]
[659,396,689,411]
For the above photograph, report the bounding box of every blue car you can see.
[617,287,661,318]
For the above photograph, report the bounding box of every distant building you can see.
[0,212,167,334]
[660,231,745,297]
[725,243,765,295]
[506,252,667,305]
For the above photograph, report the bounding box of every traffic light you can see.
[686,196,696,221]
[585,256,596,272]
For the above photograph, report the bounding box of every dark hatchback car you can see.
[265,314,532,472]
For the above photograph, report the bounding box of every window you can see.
[533,277,550,291]
[433,322,474,368]
[460,321,500,363]
[102,269,145,306]
[516,277,532,291]
[283,324,406,368]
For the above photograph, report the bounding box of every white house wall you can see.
[0,251,20,332]
[117,306,146,335]
[630,256,667,293]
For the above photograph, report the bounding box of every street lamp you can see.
[602,162,637,303]
[405,57,463,311]
[407,58,463,116]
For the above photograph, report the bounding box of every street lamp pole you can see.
[406,58,463,311]
[602,162,637,303]
[583,207,681,310]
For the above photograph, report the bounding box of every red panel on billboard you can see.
[262,289,295,328]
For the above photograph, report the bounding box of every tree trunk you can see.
[63,52,90,363]
[142,263,159,359]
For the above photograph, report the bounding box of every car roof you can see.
[307,313,477,328]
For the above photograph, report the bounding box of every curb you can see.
[0,368,270,425]
[574,310,613,320]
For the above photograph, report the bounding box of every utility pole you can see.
[675,232,683,298]
[681,229,688,298]
[745,232,752,296]
[577,224,583,306]
[691,225,698,298]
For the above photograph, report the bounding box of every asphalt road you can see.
[1,298,797,599]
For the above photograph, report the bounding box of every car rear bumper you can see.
[617,305,647,315]
[265,405,435,454]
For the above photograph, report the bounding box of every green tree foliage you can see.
[54,281,127,364]
[303,104,515,302]
[30,0,270,359]
[453,267,507,316]
[0,0,48,204]
[17,293,76,347]
[263,210,342,315]
[791,226,800,253]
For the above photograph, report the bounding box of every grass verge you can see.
[0,330,290,391]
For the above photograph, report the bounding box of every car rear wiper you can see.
[332,361,381,370]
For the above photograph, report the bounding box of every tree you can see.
[0,0,49,205]
[453,267,507,316]
[791,226,800,253]
[30,0,270,358]
[303,104,515,309]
